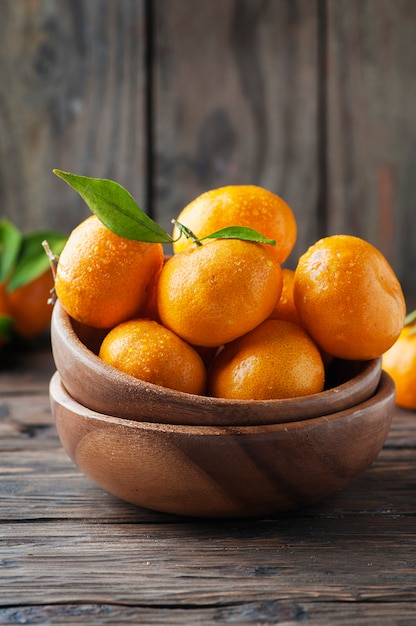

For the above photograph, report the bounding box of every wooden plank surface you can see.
[1,345,416,624]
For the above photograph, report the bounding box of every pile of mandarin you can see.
[54,183,406,401]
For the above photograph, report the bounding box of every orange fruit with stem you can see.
[208,319,325,400]
[382,311,416,409]
[172,185,297,264]
[157,237,283,348]
[293,235,406,360]
[99,318,207,395]
[55,215,164,329]
[0,219,67,343]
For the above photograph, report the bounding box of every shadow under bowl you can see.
[50,370,395,518]
[51,301,383,427]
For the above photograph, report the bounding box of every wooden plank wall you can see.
[1,0,415,300]
[0,1,147,233]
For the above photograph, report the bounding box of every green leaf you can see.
[200,226,276,246]
[0,219,22,282]
[405,309,416,327]
[53,170,173,244]
[7,231,67,292]
[0,314,13,342]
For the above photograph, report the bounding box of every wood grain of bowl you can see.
[51,301,383,426]
[50,370,395,518]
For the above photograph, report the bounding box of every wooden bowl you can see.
[50,370,395,518]
[51,301,382,426]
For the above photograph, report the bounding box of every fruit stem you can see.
[171,219,203,247]
[42,240,58,304]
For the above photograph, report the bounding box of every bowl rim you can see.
[50,368,395,435]
[52,300,383,426]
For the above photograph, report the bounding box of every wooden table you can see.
[1,340,416,625]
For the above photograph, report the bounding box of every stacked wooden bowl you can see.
[49,301,395,518]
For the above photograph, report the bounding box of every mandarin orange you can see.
[7,269,54,339]
[267,268,301,325]
[55,216,164,329]
[157,238,283,348]
[293,235,406,360]
[99,318,207,395]
[382,314,416,409]
[172,185,297,264]
[208,319,325,400]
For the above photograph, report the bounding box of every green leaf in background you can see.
[7,231,67,292]
[53,170,173,244]
[0,314,13,342]
[405,309,416,336]
[405,310,416,326]
[0,219,22,282]
[200,226,276,246]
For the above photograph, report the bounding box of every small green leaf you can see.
[0,219,22,282]
[405,309,416,327]
[200,226,276,246]
[0,314,13,342]
[7,231,67,292]
[53,170,173,244]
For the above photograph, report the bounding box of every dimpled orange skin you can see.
[209,319,325,400]
[8,270,55,339]
[172,185,297,264]
[157,238,283,348]
[55,216,164,329]
[382,324,416,410]
[99,318,207,395]
[267,268,302,325]
[293,235,406,360]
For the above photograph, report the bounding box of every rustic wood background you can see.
[1,0,416,300]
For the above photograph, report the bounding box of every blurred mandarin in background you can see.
[8,269,54,339]
[382,311,416,410]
